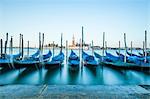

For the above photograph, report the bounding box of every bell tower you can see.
[72,34,75,46]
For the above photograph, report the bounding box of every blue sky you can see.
[0,0,149,48]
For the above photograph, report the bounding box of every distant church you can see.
[69,34,76,48]
[68,34,89,50]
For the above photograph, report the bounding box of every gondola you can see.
[139,51,150,56]
[105,51,124,62]
[82,51,98,67]
[34,50,52,62]
[13,59,40,69]
[23,49,40,60]
[102,59,150,71]
[0,52,22,68]
[116,51,126,59]
[94,51,136,69]
[95,51,150,71]
[68,50,80,70]
[31,49,40,58]
[94,52,107,63]
[126,50,141,57]
[116,51,150,69]
[117,51,150,63]
[14,50,52,69]
[44,51,64,69]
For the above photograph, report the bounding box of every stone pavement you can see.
[0,85,150,99]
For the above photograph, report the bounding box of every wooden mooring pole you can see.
[119,41,120,56]
[102,32,105,61]
[53,41,55,57]
[27,41,29,57]
[79,39,81,66]
[144,30,147,63]
[4,33,8,58]
[92,40,94,56]
[0,39,3,58]
[81,26,84,69]
[66,40,68,63]
[19,34,22,55]
[124,33,127,63]
[131,41,132,56]
[21,34,24,59]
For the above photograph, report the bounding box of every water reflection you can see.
[44,68,61,84]
[67,69,80,84]
[0,68,19,85]
[0,65,150,85]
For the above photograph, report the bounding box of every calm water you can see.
[0,48,150,85]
